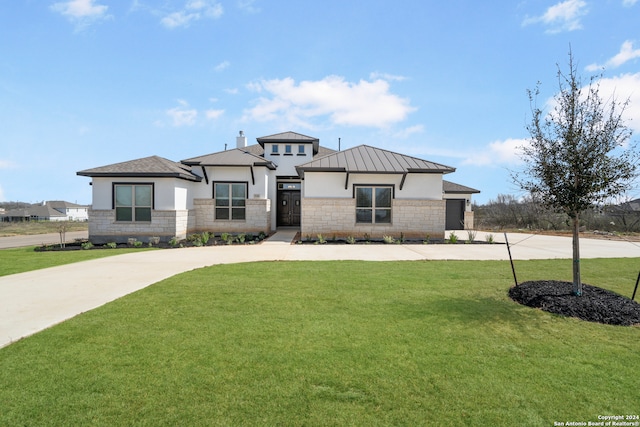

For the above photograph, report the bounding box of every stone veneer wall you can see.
[464,211,475,230]
[192,198,271,234]
[301,198,446,239]
[88,209,190,244]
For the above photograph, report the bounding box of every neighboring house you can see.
[0,201,88,222]
[77,131,479,243]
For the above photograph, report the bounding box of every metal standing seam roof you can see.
[181,147,276,169]
[76,156,202,182]
[443,180,481,194]
[296,145,456,176]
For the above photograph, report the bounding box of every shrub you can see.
[346,235,356,244]
[81,241,94,250]
[258,231,266,240]
[423,234,430,245]
[133,240,143,248]
[316,234,326,244]
[466,230,477,244]
[382,235,395,244]
[104,242,117,249]
[149,236,160,246]
[237,233,246,244]
[220,233,231,244]
[485,233,495,244]
[200,232,210,245]
[447,232,458,244]
[127,238,137,246]
[168,237,178,247]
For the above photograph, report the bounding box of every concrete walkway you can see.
[1,230,638,349]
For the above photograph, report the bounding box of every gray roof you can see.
[2,205,66,219]
[182,146,276,169]
[256,131,320,155]
[77,156,202,182]
[47,201,88,209]
[296,145,455,177]
[443,180,480,194]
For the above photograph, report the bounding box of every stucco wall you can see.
[303,171,444,200]
[301,198,445,239]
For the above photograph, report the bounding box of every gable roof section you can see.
[2,205,66,220]
[181,147,276,169]
[256,131,320,155]
[443,180,480,194]
[47,200,88,209]
[77,156,202,181]
[296,145,455,177]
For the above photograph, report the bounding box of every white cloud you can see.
[393,125,424,139]
[462,138,530,167]
[161,0,223,28]
[586,40,640,71]
[522,0,588,33]
[214,61,230,71]
[243,75,415,129]
[623,0,638,6]
[205,109,224,120]
[369,72,406,82]
[165,100,198,126]
[0,160,15,169]
[238,0,260,13]
[595,72,640,134]
[224,88,239,94]
[50,0,110,29]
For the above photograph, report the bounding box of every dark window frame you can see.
[353,184,394,224]
[213,181,248,221]
[112,182,154,222]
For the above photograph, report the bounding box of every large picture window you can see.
[215,182,247,220]
[114,184,153,222]
[355,186,392,224]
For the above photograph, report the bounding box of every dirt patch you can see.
[509,280,640,326]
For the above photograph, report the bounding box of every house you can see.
[77,131,479,243]
[0,201,88,222]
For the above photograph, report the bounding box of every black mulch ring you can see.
[509,280,640,326]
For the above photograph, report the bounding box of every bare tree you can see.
[514,50,638,296]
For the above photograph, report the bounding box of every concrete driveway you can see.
[1,230,638,349]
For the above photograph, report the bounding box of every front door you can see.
[277,190,301,226]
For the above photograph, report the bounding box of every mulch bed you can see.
[509,280,640,326]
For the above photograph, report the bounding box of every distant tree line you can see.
[0,201,34,210]
[474,194,640,233]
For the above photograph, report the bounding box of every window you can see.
[114,184,152,222]
[355,186,392,224]
[298,145,305,154]
[271,144,279,154]
[284,144,292,155]
[215,183,246,220]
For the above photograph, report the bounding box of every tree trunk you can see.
[572,214,582,296]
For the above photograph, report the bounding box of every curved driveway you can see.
[1,230,638,348]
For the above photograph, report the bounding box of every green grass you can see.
[0,246,155,276]
[1,259,639,426]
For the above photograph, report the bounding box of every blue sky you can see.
[1,0,639,205]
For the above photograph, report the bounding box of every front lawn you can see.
[0,246,156,277]
[1,259,638,426]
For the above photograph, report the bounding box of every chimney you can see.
[236,130,247,149]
